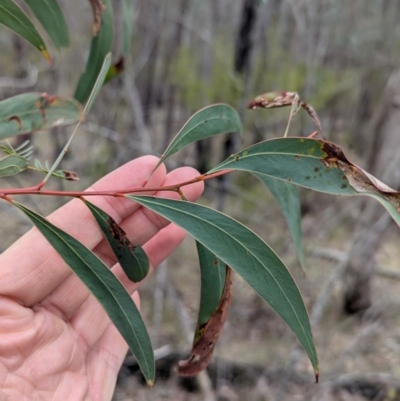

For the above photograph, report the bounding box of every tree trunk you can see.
[343,70,400,314]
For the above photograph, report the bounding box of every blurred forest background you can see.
[2,0,400,400]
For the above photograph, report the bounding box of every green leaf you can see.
[0,93,83,140]
[208,137,400,227]
[0,0,50,61]
[152,104,242,173]
[195,242,226,343]
[40,54,111,185]
[12,201,155,385]
[208,138,357,195]
[122,0,133,56]
[0,154,28,176]
[74,0,113,104]
[83,199,149,282]
[255,174,305,270]
[127,195,318,379]
[83,52,112,116]
[23,0,70,48]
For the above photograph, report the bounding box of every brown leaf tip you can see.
[62,170,80,181]
[88,0,106,35]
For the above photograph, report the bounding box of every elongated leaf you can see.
[74,0,113,104]
[127,195,318,379]
[23,0,69,48]
[208,137,400,226]
[122,0,133,56]
[195,242,226,340]
[83,52,112,115]
[0,93,83,140]
[0,154,28,176]
[0,0,50,61]
[83,199,149,282]
[41,54,111,184]
[179,263,232,376]
[12,201,155,385]
[255,174,305,270]
[152,104,242,173]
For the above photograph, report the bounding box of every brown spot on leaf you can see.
[321,141,351,165]
[37,93,57,120]
[178,266,233,376]
[8,115,22,129]
[107,217,135,251]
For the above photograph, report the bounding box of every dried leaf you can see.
[88,0,106,35]
[248,91,298,109]
[178,266,232,376]
[321,141,400,213]
[248,91,323,135]
[61,170,79,181]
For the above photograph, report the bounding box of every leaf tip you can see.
[315,371,319,383]
[146,379,154,388]
[41,49,52,65]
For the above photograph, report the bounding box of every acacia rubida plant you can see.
[2,0,400,387]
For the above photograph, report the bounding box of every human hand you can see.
[0,156,204,401]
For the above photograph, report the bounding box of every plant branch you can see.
[0,170,231,199]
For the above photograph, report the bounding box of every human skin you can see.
[0,156,204,401]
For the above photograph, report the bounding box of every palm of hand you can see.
[0,293,126,400]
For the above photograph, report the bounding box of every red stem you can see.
[0,170,230,199]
